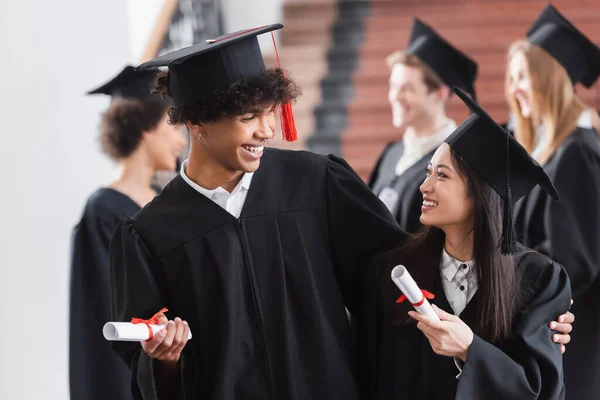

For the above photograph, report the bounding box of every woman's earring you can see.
[197,133,202,140]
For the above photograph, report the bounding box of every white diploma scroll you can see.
[390,265,440,321]
[103,322,193,342]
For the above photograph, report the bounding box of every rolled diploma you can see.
[103,322,193,342]
[391,265,440,321]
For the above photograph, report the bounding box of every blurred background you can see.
[0,0,598,398]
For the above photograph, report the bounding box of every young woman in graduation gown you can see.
[369,19,477,234]
[505,5,600,398]
[355,88,572,400]
[69,66,187,400]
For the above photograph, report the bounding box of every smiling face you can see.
[419,143,474,231]
[388,63,442,129]
[507,51,537,118]
[191,105,276,173]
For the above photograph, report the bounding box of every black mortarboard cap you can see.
[137,24,282,106]
[527,4,600,87]
[407,19,478,100]
[87,66,159,100]
[446,87,559,254]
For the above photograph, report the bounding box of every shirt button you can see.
[459,285,465,291]
[461,264,468,270]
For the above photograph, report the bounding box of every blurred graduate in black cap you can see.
[369,18,478,234]
[109,24,412,400]
[69,66,187,400]
[355,87,572,400]
[505,5,600,397]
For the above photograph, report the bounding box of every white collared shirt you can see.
[440,248,478,316]
[439,248,478,379]
[395,119,457,176]
[180,159,253,218]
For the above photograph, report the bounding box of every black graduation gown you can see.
[355,245,571,400]
[70,188,148,400]
[368,141,432,234]
[109,148,409,400]
[514,127,600,399]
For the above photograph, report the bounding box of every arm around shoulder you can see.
[456,260,571,399]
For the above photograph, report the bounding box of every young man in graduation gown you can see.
[368,19,477,234]
[109,24,575,400]
[108,24,410,400]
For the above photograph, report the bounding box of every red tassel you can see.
[271,32,298,142]
[280,102,298,142]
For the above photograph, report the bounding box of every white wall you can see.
[221,0,284,54]
[0,1,129,399]
[127,0,165,63]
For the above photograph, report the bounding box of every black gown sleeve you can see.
[69,208,133,400]
[367,142,395,189]
[353,252,387,399]
[326,155,409,315]
[456,261,571,399]
[541,142,600,297]
[110,220,197,399]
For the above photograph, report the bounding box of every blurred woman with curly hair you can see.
[69,65,187,400]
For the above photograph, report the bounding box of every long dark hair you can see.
[402,148,522,343]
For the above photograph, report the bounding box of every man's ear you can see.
[437,85,451,103]
[186,122,204,138]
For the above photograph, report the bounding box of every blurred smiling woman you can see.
[506,6,600,398]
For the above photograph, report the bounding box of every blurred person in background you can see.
[69,66,187,400]
[368,19,477,234]
[506,5,600,398]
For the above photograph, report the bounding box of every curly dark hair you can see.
[153,68,300,125]
[99,98,169,160]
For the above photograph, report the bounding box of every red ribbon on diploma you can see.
[396,290,435,306]
[131,307,168,341]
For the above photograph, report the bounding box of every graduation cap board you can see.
[445,87,559,254]
[137,23,297,141]
[87,66,160,100]
[406,19,478,100]
[527,4,600,87]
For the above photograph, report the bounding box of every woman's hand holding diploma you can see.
[409,304,474,362]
